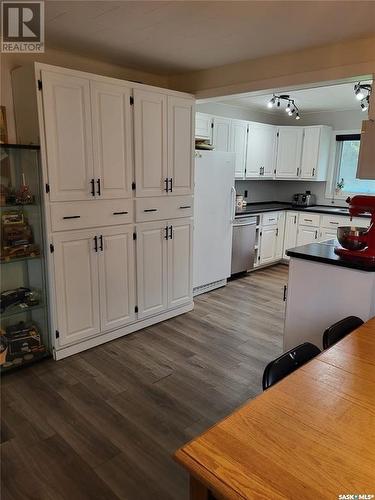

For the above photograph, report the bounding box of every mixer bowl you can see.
[337,226,368,251]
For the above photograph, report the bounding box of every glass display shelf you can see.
[1,144,50,372]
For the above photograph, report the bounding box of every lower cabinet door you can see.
[259,226,278,264]
[283,212,298,258]
[320,228,337,242]
[136,221,168,319]
[99,226,136,332]
[168,219,193,309]
[297,225,319,246]
[53,229,100,346]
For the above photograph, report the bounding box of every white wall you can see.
[196,102,279,124]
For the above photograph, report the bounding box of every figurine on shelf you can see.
[0,330,8,366]
[15,173,34,205]
[4,321,45,358]
[1,210,40,261]
[0,287,40,313]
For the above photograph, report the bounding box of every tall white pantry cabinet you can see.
[12,63,195,360]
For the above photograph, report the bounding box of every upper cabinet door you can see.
[246,123,276,178]
[91,81,133,199]
[300,127,320,179]
[195,112,213,141]
[275,127,303,178]
[136,221,168,319]
[52,229,100,346]
[212,117,231,152]
[168,219,193,309]
[134,89,168,197]
[41,70,94,201]
[230,120,248,179]
[99,225,136,332]
[167,96,194,196]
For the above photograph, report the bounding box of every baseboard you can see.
[53,302,194,360]
[193,279,227,296]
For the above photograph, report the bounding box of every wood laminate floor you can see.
[1,264,288,500]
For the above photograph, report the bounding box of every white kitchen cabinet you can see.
[230,119,248,179]
[91,81,133,199]
[246,122,276,178]
[283,211,299,258]
[168,219,193,308]
[259,212,284,264]
[297,225,319,246]
[168,96,194,195]
[52,229,101,346]
[213,116,231,152]
[136,220,168,319]
[259,226,278,264]
[134,89,168,197]
[275,127,303,178]
[195,112,213,141]
[320,228,337,242]
[41,70,94,202]
[300,126,331,180]
[99,226,136,332]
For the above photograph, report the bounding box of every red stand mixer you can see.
[334,195,375,263]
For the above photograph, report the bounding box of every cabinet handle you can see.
[179,206,191,209]
[96,178,101,196]
[304,219,313,222]
[296,167,300,176]
[169,178,173,193]
[63,215,80,220]
[315,230,318,239]
[113,211,128,215]
[99,235,103,251]
[276,228,279,237]
[312,168,316,177]
[330,221,339,225]
[144,209,158,212]
[93,236,98,252]
[268,218,276,222]
[169,225,173,239]
[164,178,169,192]
[90,179,95,197]
[283,284,287,302]
[164,226,169,240]
[294,216,297,224]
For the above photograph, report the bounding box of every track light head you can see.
[285,102,291,113]
[267,96,276,108]
[295,113,300,120]
[266,93,301,119]
[361,96,369,111]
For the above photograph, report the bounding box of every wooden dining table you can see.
[174,317,375,499]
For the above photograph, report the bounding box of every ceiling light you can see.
[266,93,301,118]
[267,96,276,108]
[354,82,372,110]
[356,89,365,101]
[296,113,300,120]
[285,102,291,113]
[361,96,369,111]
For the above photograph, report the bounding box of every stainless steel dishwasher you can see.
[231,215,257,274]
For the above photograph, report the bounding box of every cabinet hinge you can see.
[45,183,50,193]
[277,131,279,137]
[135,306,138,313]
[133,232,137,240]
[247,125,249,133]
[132,181,136,190]
[49,243,54,253]
[130,96,134,105]
[211,122,214,129]
[55,330,60,339]
[38,79,42,91]
[258,256,261,261]
[260,231,263,236]
[274,169,276,174]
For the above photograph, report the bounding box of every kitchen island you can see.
[284,239,375,350]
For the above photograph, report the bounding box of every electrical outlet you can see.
[244,190,248,198]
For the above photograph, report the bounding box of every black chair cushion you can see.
[262,342,321,390]
[322,316,364,349]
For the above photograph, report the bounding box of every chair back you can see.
[262,342,321,390]
[323,316,364,349]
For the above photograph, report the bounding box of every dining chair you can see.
[262,342,321,390]
[322,316,364,349]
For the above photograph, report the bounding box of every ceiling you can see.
[44,1,375,74]
[215,81,373,114]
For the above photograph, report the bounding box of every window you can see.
[335,134,375,194]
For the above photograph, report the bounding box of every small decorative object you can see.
[0,184,11,206]
[2,211,24,225]
[4,321,45,359]
[0,287,40,313]
[0,330,8,366]
[15,173,34,205]
[0,106,8,144]
[1,210,40,261]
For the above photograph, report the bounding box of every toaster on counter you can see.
[292,191,316,207]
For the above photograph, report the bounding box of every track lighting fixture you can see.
[354,82,372,111]
[267,93,301,120]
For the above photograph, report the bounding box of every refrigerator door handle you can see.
[231,186,236,222]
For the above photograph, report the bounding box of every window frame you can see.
[325,129,372,200]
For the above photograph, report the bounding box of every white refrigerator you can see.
[193,151,236,295]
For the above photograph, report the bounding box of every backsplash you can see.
[235,180,345,206]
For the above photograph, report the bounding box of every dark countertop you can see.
[235,202,371,218]
[286,239,375,272]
